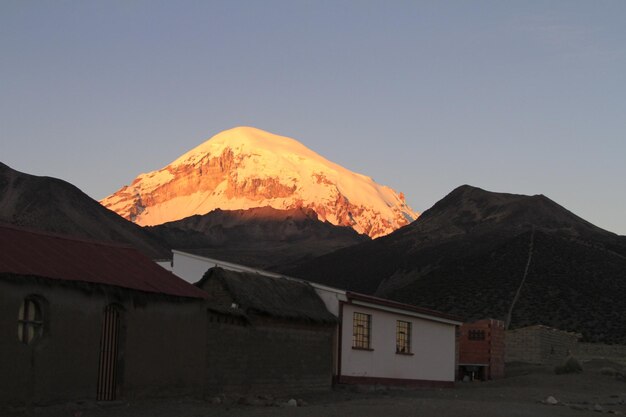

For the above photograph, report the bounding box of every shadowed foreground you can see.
[5,361,626,417]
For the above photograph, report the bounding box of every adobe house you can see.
[1,226,342,407]
[0,225,209,406]
[458,319,505,381]
[166,250,463,387]
[197,267,337,394]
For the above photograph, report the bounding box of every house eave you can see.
[346,298,463,326]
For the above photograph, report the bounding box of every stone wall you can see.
[575,343,626,366]
[505,325,580,365]
[205,313,334,395]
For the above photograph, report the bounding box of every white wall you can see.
[170,252,219,283]
[341,303,456,382]
[313,286,346,316]
[156,260,173,272]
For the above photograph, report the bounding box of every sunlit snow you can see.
[100,126,418,238]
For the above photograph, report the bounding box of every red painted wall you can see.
[458,319,505,380]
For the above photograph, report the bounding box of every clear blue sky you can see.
[2,1,625,235]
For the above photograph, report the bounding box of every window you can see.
[396,320,412,354]
[352,312,371,349]
[468,329,486,340]
[18,297,43,344]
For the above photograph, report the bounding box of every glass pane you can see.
[18,298,43,344]
[18,301,25,321]
[396,320,411,353]
[27,300,36,321]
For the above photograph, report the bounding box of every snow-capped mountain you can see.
[101,127,418,238]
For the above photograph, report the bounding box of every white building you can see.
[163,250,462,386]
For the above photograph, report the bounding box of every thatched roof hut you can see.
[197,267,336,324]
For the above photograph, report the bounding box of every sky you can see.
[2,1,625,235]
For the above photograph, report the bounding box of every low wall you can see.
[575,343,626,366]
[505,326,579,365]
[205,314,333,395]
[505,325,626,367]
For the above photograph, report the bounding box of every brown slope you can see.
[283,185,626,343]
[0,162,169,259]
[146,206,369,270]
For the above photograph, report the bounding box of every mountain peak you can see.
[171,126,319,167]
[284,185,626,344]
[409,185,609,241]
[101,127,418,238]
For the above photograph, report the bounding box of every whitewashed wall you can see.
[312,286,346,316]
[169,252,220,283]
[340,303,457,382]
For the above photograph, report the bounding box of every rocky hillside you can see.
[284,185,626,343]
[101,126,417,238]
[147,206,369,270]
[0,162,169,259]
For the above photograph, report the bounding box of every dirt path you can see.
[6,362,626,417]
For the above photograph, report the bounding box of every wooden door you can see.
[96,305,121,401]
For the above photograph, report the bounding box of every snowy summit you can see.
[101,127,418,238]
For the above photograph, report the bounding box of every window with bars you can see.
[396,320,411,354]
[18,297,44,344]
[468,329,486,340]
[352,312,371,349]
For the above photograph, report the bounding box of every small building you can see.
[458,319,505,380]
[0,225,208,406]
[505,325,582,365]
[198,267,337,394]
[335,292,461,387]
[165,250,463,387]
[1,225,342,407]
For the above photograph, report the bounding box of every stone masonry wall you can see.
[505,327,542,364]
[575,343,626,366]
[205,314,334,396]
[505,326,579,365]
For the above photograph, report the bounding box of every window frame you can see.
[396,320,412,355]
[18,297,44,345]
[352,312,372,350]
[468,329,486,341]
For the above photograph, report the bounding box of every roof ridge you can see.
[0,222,137,250]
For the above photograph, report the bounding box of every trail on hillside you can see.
[505,227,535,329]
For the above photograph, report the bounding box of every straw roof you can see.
[198,267,336,324]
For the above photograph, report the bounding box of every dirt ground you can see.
[6,361,626,417]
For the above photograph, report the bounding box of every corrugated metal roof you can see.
[0,224,207,299]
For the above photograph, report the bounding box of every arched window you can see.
[18,297,44,344]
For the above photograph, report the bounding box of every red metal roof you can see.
[0,225,207,299]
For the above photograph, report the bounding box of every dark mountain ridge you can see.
[146,206,369,269]
[0,162,169,258]
[284,185,626,343]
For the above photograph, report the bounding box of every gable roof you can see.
[0,224,207,299]
[198,267,336,323]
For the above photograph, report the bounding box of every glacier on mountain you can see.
[100,126,418,238]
